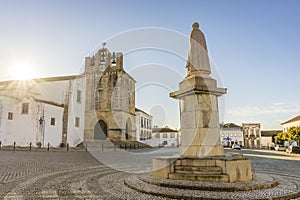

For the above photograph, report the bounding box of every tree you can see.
[290,126,300,144]
[275,127,300,145]
[274,131,292,144]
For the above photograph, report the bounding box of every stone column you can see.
[259,129,262,149]
[170,74,226,158]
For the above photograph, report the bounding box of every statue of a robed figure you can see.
[186,22,211,76]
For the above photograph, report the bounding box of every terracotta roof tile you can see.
[152,127,178,133]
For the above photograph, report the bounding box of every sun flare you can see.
[9,64,37,80]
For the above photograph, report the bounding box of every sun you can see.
[9,63,37,80]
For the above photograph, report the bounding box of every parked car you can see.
[286,146,300,154]
[274,145,286,151]
[268,143,275,150]
[232,144,241,150]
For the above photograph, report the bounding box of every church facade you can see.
[83,47,136,142]
[0,47,136,147]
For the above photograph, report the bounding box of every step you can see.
[84,140,115,148]
[125,173,300,199]
[110,140,152,148]
[139,173,278,192]
[176,159,216,167]
[175,166,223,175]
[84,140,152,149]
[169,173,229,182]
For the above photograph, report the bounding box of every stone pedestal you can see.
[153,155,254,183]
[170,74,226,158]
[152,74,254,183]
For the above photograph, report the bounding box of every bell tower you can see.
[84,44,136,141]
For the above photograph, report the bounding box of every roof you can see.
[34,98,64,108]
[261,130,282,137]
[0,75,78,85]
[221,123,241,129]
[281,115,300,125]
[152,127,178,133]
[135,107,152,117]
[242,123,261,127]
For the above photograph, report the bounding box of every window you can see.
[140,131,144,140]
[128,91,131,104]
[77,90,82,103]
[75,117,80,128]
[100,51,106,63]
[170,133,175,138]
[141,117,143,128]
[256,128,260,135]
[50,118,55,126]
[163,134,167,138]
[97,89,104,101]
[21,103,29,114]
[155,134,160,138]
[8,112,13,120]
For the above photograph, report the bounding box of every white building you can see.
[281,115,300,132]
[220,123,244,147]
[135,108,153,141]
[260,130,281,149]
[152,126,178,147]
[0,47,138,147]
[0,76,85,147]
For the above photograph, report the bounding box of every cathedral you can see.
[0,46,136,147]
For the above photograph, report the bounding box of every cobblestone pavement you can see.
[0,148,299,199]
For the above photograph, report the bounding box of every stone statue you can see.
[186,22,211,76]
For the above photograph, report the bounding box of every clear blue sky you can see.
[0,0,299,130]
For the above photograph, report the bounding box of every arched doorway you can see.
[94,120,107,140]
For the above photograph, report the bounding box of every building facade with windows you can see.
[152,126,179,147]
[135,108,153,141]
[242,123,261,149]
[220,123,244,147]
[0,75,85,147]
[281,115,300,132]
[0,47,137,147]
[84,48,136,142]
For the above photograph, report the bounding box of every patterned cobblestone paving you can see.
[0,149,299,199]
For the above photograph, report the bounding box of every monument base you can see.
[125,172,300,199]
[170,74,227,158]
[152,154,254,183]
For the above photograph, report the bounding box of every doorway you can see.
[94,120,107,140]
